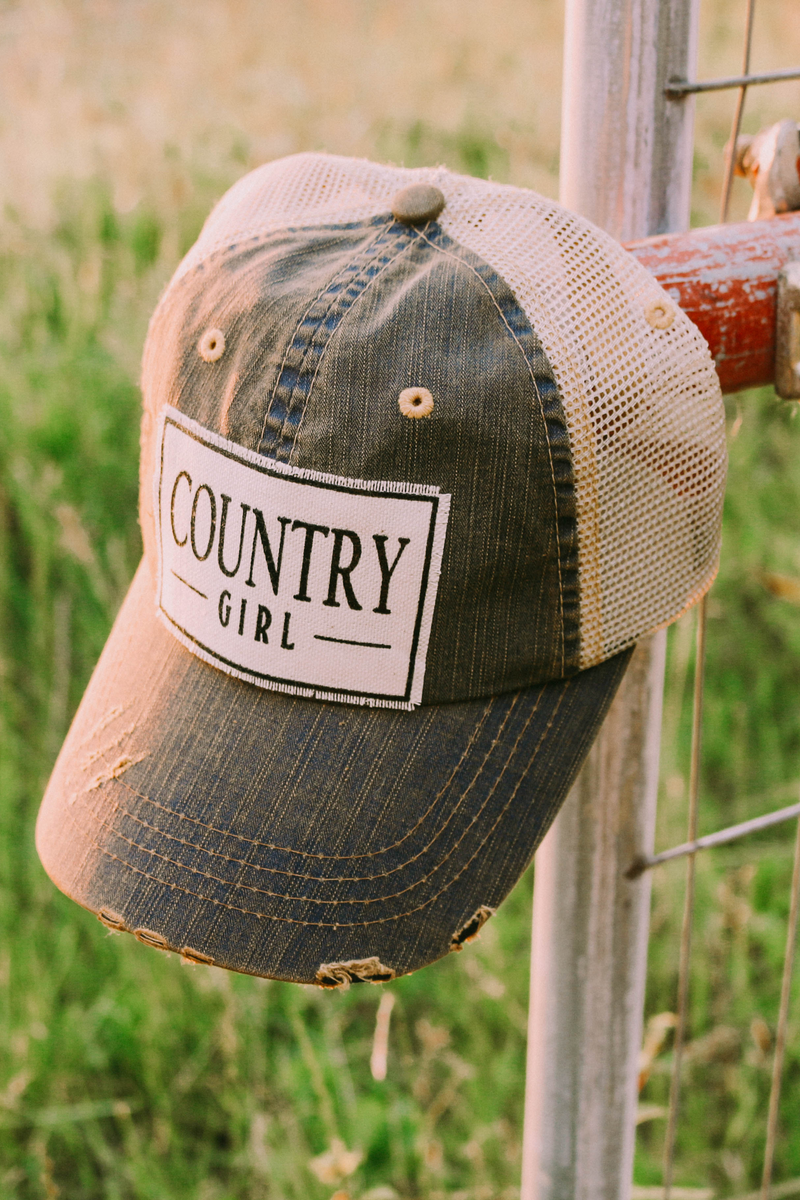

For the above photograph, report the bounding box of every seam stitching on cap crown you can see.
[412,226,579,677]
[258,219,417,461]
[284,222,426,463]
[256,222,393,451]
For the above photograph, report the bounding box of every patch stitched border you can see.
[154,407,451,708]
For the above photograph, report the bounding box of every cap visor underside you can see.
[36,562,631,983]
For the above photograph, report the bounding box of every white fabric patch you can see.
[155,408,450,708]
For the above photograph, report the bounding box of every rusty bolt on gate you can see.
[776,262,800,399]
[731,119,800,399]
[734,118,800,221]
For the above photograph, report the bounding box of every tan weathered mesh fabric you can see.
[165,153,726,669]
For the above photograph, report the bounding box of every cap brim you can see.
[37,561,631,984]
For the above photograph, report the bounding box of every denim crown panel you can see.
[144,216,581,703]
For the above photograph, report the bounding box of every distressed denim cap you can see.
[36,154,727,985]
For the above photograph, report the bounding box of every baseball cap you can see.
[36,153,726,985]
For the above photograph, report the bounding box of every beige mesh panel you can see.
[160,153,726,670]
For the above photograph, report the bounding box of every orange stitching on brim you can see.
[66,686,569,928]
[101,699,525,886]
[81,695,551,903]
[103,697,497,863]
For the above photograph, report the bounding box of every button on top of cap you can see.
[391,183,446,225]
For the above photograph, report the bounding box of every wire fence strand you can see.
[719,0,757,223]
[761,816,800,1200]
[662,594,708,1198]
[655,5,800,1192]
[628,799,800,876]
[628,0,800,1192]
[665,66,800,97]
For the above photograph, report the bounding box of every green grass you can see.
[635,391,800,1196]
[2,175,800,1199]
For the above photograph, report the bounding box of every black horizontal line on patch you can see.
[171,571,207,599]
[159,610,410,702]
[314,634,392,650]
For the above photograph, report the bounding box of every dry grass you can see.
[1,0,798,231]
[0,0,564,225]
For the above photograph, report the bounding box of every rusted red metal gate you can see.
[628,211,800,395]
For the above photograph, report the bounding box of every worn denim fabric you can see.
[36,213,631,983]
[37,564,630,981]
[141,217,581,697]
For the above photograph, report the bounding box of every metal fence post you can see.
[520,2,699,1198]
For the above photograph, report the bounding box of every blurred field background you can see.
[2,1,800,1197]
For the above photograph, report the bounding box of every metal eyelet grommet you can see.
[645,299,675,330]
[398,386,434,419]
[198,327,226,362]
